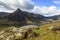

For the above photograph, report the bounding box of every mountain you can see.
[8,9,26,21]
[0,8,59,26]
[0,12,11,18]
[7,9,45,22]
[0,9,59,21]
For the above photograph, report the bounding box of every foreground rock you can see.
[48,26,60,31]
[0,25,38,40]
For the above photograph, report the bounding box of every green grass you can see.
[29,21,60,40]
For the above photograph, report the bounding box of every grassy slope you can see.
[0,19,60,40]
[28,21,60,40]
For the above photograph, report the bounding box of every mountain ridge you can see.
[0,9,59,26]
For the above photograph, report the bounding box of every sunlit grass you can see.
[31,21,60,40]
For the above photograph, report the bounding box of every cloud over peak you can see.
[0,0,34,10]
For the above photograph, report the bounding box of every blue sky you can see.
[32,0,60,9]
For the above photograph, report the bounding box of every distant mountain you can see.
[0,12,11,18]
[0,9,59,21]
[0,8,59,26]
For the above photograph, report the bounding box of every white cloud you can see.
[0,0,60,17]
[17,5,60,17]
[30,6,57,16]
[0,5,14,13]
[0,0,34,10]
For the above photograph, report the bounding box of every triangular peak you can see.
[14,8,22,13]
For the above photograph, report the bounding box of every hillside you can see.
[0,21,60,40]
[30,21,60,40]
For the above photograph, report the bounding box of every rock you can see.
[0,35,5,40]
[48,26,54,30]
[0,27,23,40]
[0,25,38,40]
[48,26,60,31]
[21,25,38,30]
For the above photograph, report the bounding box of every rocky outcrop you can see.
[48,26,60,31]
[0,25,38,40]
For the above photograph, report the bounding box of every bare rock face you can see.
[0,25,38,40]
